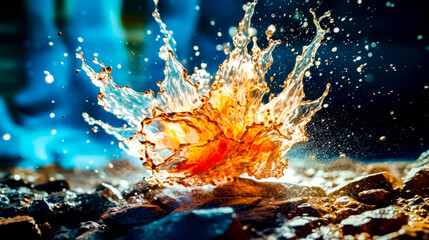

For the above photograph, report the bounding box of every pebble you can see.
[126,207,235,240]
[0,215,42,239]
[101,204,166,227]
[328,172,395,199]
[340,206,408,236]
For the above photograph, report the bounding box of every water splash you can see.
[77,0,331,186]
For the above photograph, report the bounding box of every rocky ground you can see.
[1,151,429,240]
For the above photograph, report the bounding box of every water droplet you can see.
[228,26,237,38]
[44,71,54,84]
[3,133,11,141]
[266,25,276,39]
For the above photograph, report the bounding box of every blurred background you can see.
[0,0,428,169]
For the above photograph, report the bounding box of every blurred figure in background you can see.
[0,0,203,169]
[0,0,131,168]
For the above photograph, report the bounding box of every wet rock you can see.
[34,180,70,193]
[0,186,35,218]
[170,189,215,214]
[198,197,262,212]
[405,149,429,173]
[0,205,20,218]
[126,207,235,240]
[357,188,391,205]
[213,178,284,198]
[271,198,331,219]
[213,178,326,199]
[403,168,429,198]
[237,204,281,229]
[339,206,408,236]
[296,203,325,217]
[75,221,106,240]
[0,215,41,239]
[0,174,31,189]
[272,198,307,215]
[96,183,123,202]
[29,200,54,221]
[151,196,180,214]
[380,221,429,239]
[45,191,80,219]
[51,226,78,240]
[407,195,425,206]
[101,204,165,227]
[367,162,408,182]
[276,216,329,238]
[328,172,395,199]
[2,159,427,239]
[220,217,252,240]
[333,196,375,221]
[76,192,119,220]
[39,221,52,238]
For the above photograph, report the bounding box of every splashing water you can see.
[77,0,331,186]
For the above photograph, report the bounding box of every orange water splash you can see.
[77,0,331,186]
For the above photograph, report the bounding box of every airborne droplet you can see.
[44,71,54,84]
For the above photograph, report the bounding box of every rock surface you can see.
[101,204,166,227]
[1,155,429,239]
[339,206,409,236]
[126,207,235,240]
[357,188,391,205]
[213,178,326,199]
[0,215,42,239]
[328,172,395,199]
[403,168,429,198]
[33,180,70,193]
